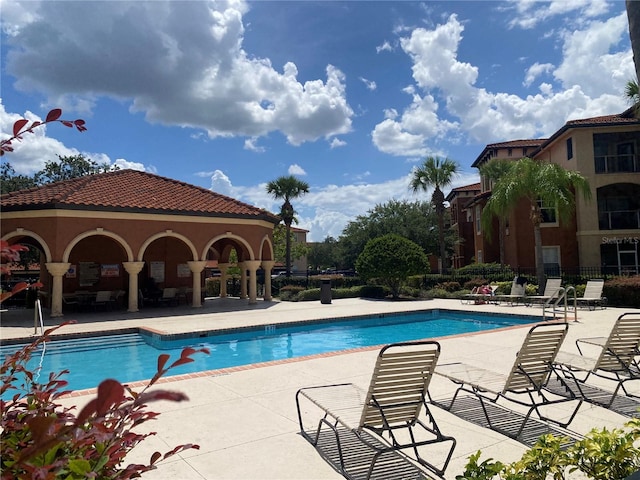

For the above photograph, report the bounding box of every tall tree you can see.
[409,156,459,272]
[478,158,514,265]
[34,154,112,184]
[266,175,310,277]
[481,158,591,289]
[0,163,37,194]
[338,200,440,270]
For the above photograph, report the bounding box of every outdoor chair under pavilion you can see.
[430,323,582,440]
[548,312,640,411]
[574,279,607,310]
[295,341,456,480]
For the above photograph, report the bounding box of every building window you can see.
[566,138,573,160]
[507,148,512,157]
[541,246,561,276]
[477,250,483,263]
[537,199,558,225]
[475,205,481,234]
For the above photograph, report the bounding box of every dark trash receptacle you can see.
[321,279,332,304]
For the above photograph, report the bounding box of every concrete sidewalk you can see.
[2,298,639,479]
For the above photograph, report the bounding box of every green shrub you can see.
[399,286,421,298]
[406,275,425,290]
[602,276,640,308]
[457,418,640,480]
[278,285,305,301]
[359,285,388,299]
[296,288,321,301]
[437,281,461,293]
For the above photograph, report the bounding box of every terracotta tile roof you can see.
[1,169,280,222]
[472,139,546,167]
[446,183,481,201]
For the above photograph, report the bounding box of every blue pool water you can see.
[1,310,537,394]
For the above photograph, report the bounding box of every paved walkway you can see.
[2,298,639,479]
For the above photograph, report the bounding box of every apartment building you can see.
[452,107,640,275]
[445,183,480,268]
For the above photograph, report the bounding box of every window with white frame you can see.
[537,199,558,225]
[541,246,561,275]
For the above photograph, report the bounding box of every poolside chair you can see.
[431,323,582,440]
[461,285,498,305]
[295,341,456,479]
[550,312,640,409]
[575,279,606,310]
[528,278,563,306]
[158,287,178,307]
[495,277,529,306]
[92,290,115,311]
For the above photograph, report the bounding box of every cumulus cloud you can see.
[376,40,393,53]
[244,137,265,152]
[373,10,633,155]
[508,0,610,29]
[2,0,353,147]
[329,138,346,149]
[288,164,306,176]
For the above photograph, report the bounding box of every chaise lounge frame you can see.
[430,323,582,440]
[295,341,456,479]
[551,312,640,408]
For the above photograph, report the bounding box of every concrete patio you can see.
[1,297,639,479]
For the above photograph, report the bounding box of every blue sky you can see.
[1,0,635,241]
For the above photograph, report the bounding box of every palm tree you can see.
[266,175,310,277]
[481,158,591,289]
[478,159,514,266]
[625,79,639,116]
[410,156,459,272]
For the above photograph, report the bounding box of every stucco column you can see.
[239,262,248,299]
[123,261,145,312]
[45,262,71,317]
[261,260,275,301]
[218,263,230,298]
[188,261,207,307]
[244,260,261,304]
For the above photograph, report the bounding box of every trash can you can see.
[320,279,332,304]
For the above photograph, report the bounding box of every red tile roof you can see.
[1,169,279,222]
[451,183,481,192]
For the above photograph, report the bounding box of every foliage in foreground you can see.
[1,323,208,479]
[457,419,640,480]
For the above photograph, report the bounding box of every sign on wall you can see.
[79,262,99,286]
[150,261,165,283]
[177,263,191,278]
[101,264,120,277]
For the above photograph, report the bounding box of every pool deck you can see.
[2,297,639,479]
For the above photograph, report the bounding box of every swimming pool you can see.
[1,309,539,394]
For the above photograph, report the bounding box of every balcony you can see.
[598,209,640,230]
[594,154,639,174]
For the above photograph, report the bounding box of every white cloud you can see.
[2,0,354,147]
[523,62,554,87]
[359,77,377,91]
[373,11,633,155]
[329,138,346,149]
[288,164,306,176]
[244,137,265,152]
[209,169,234,197]
[113,158,146,171]
[509,0,610,29]
[376,40,393,53]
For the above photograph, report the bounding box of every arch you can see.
[259,235,275,261]
[63,229,134,262]
[2,229,52,263]
[202,233,255,262]
[138,231,198,261]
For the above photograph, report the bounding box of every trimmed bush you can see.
[359,285,388,299]
[602,276,640,308]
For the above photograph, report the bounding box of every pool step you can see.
[0,334,147,357]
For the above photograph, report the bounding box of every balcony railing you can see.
[594,154,639,174]
[598,209,640,230]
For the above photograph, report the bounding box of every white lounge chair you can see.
[432,323,582,439]
[296,341,456,479]
[575,279,606,310]
[528,278,563,305]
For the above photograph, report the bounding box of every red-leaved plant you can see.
[1,108,87,156]
[1,322,209,479]
[0,240,44,304]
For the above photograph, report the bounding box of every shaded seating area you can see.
[430,323,582,440]
[296,341,456,479]
[549,312,640,410]
[575,279,607,310]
